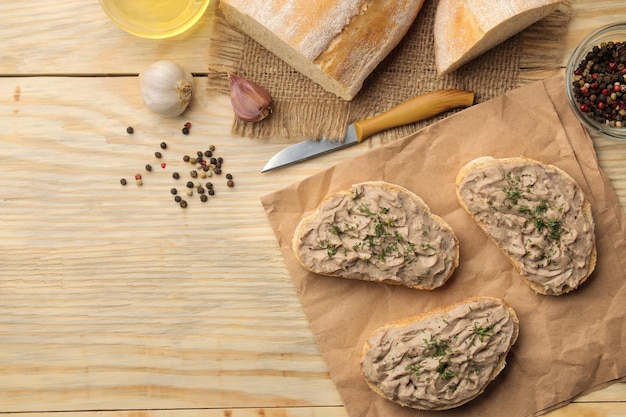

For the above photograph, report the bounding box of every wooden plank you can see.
[0,0,222,75]
[0,76,352,412]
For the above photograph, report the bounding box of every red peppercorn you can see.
[135,173,142,180]
[603,89,611,96]
[609,62,618,71]
[615,83,622,92]
[598,102,606,110]
[161,162,167,169]
[184,122,192,129]
[580,104,589,112]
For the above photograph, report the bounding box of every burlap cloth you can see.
[259,74,626,417]
[207,0,572,142]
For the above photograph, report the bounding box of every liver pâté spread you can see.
[361,297,519,410]
[456,158,596,295]
[293,182,458,289]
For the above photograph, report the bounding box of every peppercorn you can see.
[180,200,187,208]
[190,170,198,178]
[126,126,134,134]
[206,182,213,189]
[200,194,208,203]
[186,181,194,188]
[161,163,166,169]
[208,189,215,196]
[120,178,127,185]
[204,150,212,157]
[154,151,162,158]
[197,186,205,194]
[172,172,180,180]
[174,195,182,203]
[145,164,152,172]
[226,173,233,180]
[170,188,177,195]
[135,173,142,180]
[182,127,189,135]
[184,122,192,129]
[160,142,167,149]
[227,180,235,188]
[209,145,215,151]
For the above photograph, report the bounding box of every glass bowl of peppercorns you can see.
[566,22,626,139]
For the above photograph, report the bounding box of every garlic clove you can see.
[227,71,273,122]
[139,60,194,117]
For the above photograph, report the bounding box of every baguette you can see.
[361,296,519,410]
[455,156,596,295]
[219,0,425,100]
[292,181,459,290]
[434,0,561,75]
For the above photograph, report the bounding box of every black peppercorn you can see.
[182,127,190,135]
[197,187,205,194]
[200,194,208,202]
[145,164,152,172]
[204,150,212,157]
[190,170,198,178]
[160,142,167,149]
[206,182,213,189]
[174,196,182,202]
[172,172,180,179]
[180,200,187,208]
[226,173,233,180]
[186,181,194,188]
[120,178,127,185]
[154,151,162,158]
[170,188,177,195]
[208,189,215,196]
[126,126,134,134]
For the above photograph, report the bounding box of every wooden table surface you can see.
[1,1,625,416]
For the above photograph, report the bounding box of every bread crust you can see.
[434,0,561,75]
[361,296,519,410]
[455,156,597,295]
[219,0,425,100]
[292,181,459,290]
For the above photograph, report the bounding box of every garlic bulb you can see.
[138,60,194,117]
[227,71,273,122]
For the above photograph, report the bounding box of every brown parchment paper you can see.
[260,74,626,417]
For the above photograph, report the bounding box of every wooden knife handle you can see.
[353,89,475,142]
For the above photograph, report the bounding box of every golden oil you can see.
[99,0,211,39]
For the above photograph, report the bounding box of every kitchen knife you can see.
[261,89,474,172]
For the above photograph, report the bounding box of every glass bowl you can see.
[565,22,626,139]
[99,0,211,39]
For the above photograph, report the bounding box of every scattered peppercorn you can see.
[227,180,235,188]
[161,163,166,169]
[186,181,194,188]
[182,127,190,135]
[190,170,198,178]
[204,150,212,158]
[120,178,127,185]
[200,194,208,202]
[135,173,142,180]
[174,195,182,202]
[126,126,134,134]
[154,151,162,158]
[208,189,215,196]
[136,179,143,186]
[197,187,205,194]
[226,173,233,180]
[209,145,215,151]
[170,188,177,195]
[172,172,180,179]
[180,200,187,208]
[145,164,152,172]
[160,142,167,149]
[183,155,190,162]
[184,122,192,129]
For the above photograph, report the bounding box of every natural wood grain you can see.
[1,0,626,416]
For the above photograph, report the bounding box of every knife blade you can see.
[261,89,474,172]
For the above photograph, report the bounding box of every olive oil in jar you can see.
[99,0,211,39]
